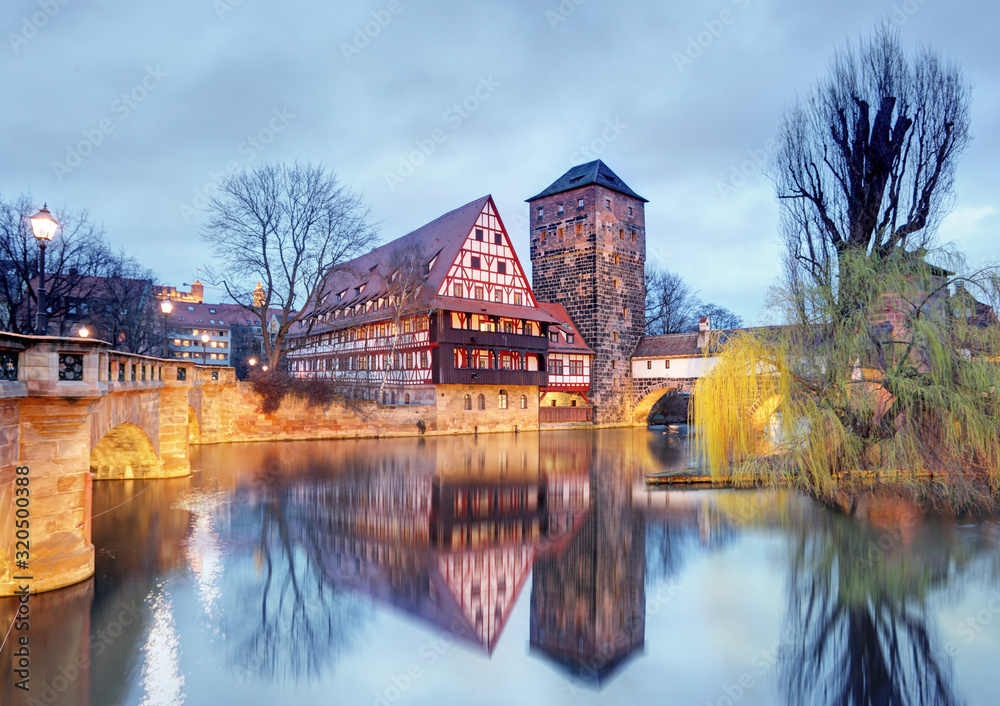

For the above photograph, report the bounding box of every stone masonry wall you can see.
[529,183,646,424]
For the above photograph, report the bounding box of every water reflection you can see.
[3,429,1000,705]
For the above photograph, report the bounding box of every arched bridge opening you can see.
[89,422,162,480]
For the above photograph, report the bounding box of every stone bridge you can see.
[628,375,697,425]
[0,333,233,596]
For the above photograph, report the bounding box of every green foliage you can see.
[694,247,1000,501]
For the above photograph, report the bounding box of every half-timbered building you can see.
[288,196,589,422]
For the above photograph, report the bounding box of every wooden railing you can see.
[539,405,594,423]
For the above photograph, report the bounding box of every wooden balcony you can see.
[540,406,594,423]
[436,327,548,352]
[437,366,548,387]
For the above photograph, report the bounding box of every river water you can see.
[3,427,1000,705]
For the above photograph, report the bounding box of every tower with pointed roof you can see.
[527,160,647,422]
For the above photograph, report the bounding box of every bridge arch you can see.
[631,380,694,425]
[89,422,162,480]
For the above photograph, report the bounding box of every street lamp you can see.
[160,300,173,359]
[78,326,90,338]
[201,333,209,364]
[248,357,257,366]
[29,204,59,335]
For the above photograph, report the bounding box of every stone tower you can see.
[527,161,646,423]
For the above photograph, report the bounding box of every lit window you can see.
[498,390,508,409]
[520,394,527,409]
[631,232,636,242]
[550,331,559,343]
[453,284,463,298]
[495,290,502,303]
[619,229,624,239]
[567,334,574,344]
[478,394,485,410]
[576,224,582,235]
[464,394,472,411]
[475,286,484,300]
[514,293,522,306]
[614,253,619,265]
[613,331,618,342]
[558,227,564,238]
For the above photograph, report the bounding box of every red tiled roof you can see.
[535,302,595,355]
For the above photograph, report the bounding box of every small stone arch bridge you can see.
[0,333,232,596]
[629,375,697,426]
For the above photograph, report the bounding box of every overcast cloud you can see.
[3,0,997,323]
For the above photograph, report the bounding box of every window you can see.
[497,262,506,274]
[614,253,619,265]
[494,232,502,245]
[514,292,522,306]
[520,394,527,409]
[647,360,652,369]
[406,352,413,368]
[631,231,636,242]
[577,198,584,208]
[605,199,611,209]
[612,359,616,369]
[420,351,428,368]
[619,229,624,239]
[475,286,484,300]
[187,306,194,311]
[537,207,544,218]
[549,331,559,343]
[576,223,582,235]
[628,206,633,216]
[567,334,574,344]
[665,359,671,369]
[499,390,508,409]
[623,306,628,318]
[464,394,472,410]
[569,360,583,375]
[495,290,502,303]
[475,228,483,241]
[453,283,463,298]
[405,393,410,404]
[557,205,564,215]
[478,394,485,410]
[209,308,216,314]
[551,359,563,375]
[613,279,618,289]
[471,256,481,269]
[613,331,618,342]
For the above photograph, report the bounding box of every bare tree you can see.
[772,24,971,296]
[202,162,378,369]
[90,251,159,354]
[375,243,427,401]
[645,265,699,335]
[696,303,743,331]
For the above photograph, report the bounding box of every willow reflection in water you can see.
[3,428,1000,706]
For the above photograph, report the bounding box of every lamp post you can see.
[78,326,90,338]
[29,204,59,335]
[201,333,209,364]
[160,300,173,359]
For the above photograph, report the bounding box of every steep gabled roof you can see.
[526,160,647,203]
[301,196,560,333]
[536,302,596,355]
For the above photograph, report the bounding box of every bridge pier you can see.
[1,333,229,595]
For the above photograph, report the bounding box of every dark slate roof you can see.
[526,160,648,203]
[633,332,701,358]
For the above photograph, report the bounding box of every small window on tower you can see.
[613,279,618,289]
[557,205,564,215]
[471,256,481,269]
[614,253,620,264]
[613,331,618,342]
[623,306,628,318]
[537,207,544,218]
[605,199,611,209]
[619,229,624,239]
[578,198,584,208]
[632,231,636,242]
[576,223,582,235]
[475,228,483,241]
[628,206,633,216]
[497,262,506,274]
[558,227,564,238]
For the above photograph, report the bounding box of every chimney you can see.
[191,280,204,303]
[697,316,711,351]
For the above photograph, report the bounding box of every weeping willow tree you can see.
[694,25,1000,500]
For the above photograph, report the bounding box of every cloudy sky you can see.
[3,0,997,324]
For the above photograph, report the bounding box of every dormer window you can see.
[209,308,216,314]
